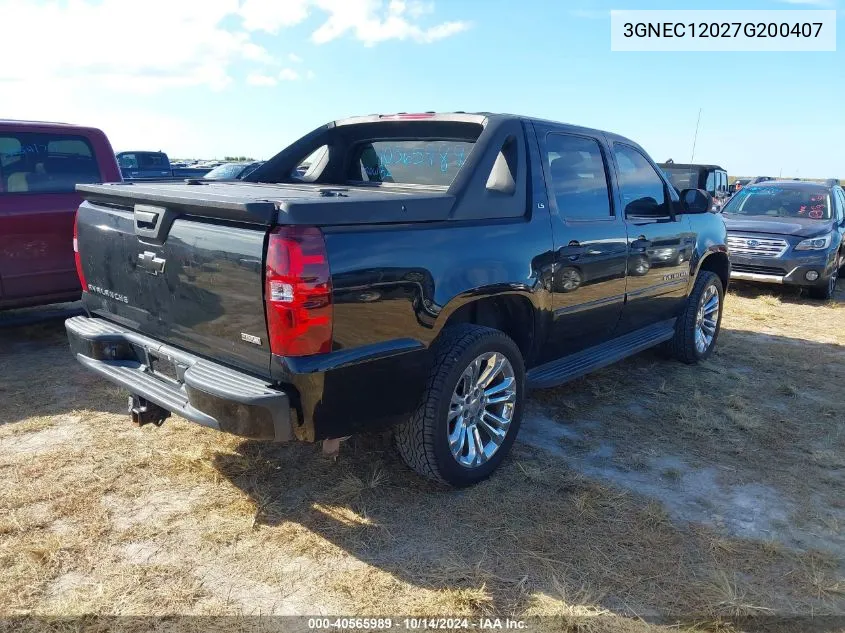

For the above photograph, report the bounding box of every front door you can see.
[537,128,628,362]
[610,143,694,333]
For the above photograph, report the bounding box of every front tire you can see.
[668,271,724,364]
[808,261,839,300]
[395,324,525,487]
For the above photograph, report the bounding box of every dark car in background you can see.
[724,181,845,299]
[659,161,730,210]
[203,161,264,180]
[0,119,121,309]
[116,151,212,181]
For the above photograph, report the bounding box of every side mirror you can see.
[680,188,713,214]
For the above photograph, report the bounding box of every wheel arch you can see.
[432,288,541,366]
[695,248,730,292]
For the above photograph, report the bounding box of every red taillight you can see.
[265,226,332,357]
[73,212,88,292]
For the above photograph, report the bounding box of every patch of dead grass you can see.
[1,285,845,627]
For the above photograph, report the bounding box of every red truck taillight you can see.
[73,212,88,292]
[265,226,332,357]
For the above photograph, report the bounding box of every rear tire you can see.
[394,324,525,487]
[668,271,724,364]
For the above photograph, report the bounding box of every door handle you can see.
[134,209,159,229]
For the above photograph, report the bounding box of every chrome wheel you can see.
[695,284,720,354]
[447,352,516,468]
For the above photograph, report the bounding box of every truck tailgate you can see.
[73,180,456,377]
[75,196,273,377]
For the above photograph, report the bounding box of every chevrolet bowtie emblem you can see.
[137,251,166,275]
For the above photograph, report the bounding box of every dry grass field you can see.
[1,283,844,633]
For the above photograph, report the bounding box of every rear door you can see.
[536,127,628,361]
[610,143,695,333]
[0,128,103,303]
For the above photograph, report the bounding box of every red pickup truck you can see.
[0,120,121,309]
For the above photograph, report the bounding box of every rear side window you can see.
[705,171,716,193]
[0,132,102,194]
[661,166,699,191]
[717,171,728,194]
[544,133,612,220]
[351,140,473,186]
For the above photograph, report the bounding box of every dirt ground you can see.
[1,283,845,633]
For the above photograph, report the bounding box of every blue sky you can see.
[0,0,842,177]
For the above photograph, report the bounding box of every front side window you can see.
[544,133,612,220]
[613,145,668,217]
[0,132,101,194]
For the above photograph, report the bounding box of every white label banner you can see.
[610,10,836,51]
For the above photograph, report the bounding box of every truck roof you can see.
[0,118,106,134]
[659,162,726,171]
[334,112,644,149]
[747,180,834,191]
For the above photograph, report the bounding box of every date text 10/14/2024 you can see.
[307,617,528,630]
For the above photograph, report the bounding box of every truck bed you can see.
[78,181,457,225]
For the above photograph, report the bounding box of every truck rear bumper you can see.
[65,316,292,442]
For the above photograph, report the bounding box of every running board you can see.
[526,319,676,389]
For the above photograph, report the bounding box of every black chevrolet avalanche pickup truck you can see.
[66,113,729,487]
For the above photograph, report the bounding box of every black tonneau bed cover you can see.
[77,181,456,226]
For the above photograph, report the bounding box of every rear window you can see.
[138,153,168,169]
[352,140,474,186]
[662,166,704,191]
[0,131,102,194]
[722,186,831,220]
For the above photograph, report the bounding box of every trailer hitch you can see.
[128,395,171,427]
